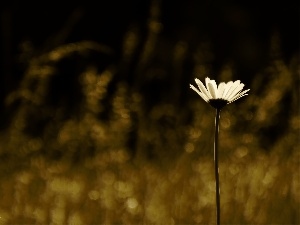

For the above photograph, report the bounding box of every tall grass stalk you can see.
[214,108,221,225]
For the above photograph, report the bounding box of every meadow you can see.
[0,2,299,224]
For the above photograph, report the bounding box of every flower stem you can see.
[214,108,221,225]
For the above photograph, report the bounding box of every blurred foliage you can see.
[0,1,299,224]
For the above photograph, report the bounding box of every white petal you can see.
[238,89,250,96]
[210,80,218,97]
[205,77,213,98]
[208,82,217,99]
[230,94,248,103]
[228,88,250,102]
[221,81,233,99]
[241,89,250,95]
[191,77,249,104]
[205,77,218,99]
[224,80,241,100]
[190,85,209,102]
[217,82,226,99]
[205,77,211,88]
[195,78,211,99]
[227,83,244,100]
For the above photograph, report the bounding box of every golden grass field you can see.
[0,3,299,223]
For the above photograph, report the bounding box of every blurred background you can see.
[0,0,299,224]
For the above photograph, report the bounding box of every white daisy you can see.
[190,77,250,109]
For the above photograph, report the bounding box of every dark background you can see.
[0,1,299,224]
[1,0,299,102]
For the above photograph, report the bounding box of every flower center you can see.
[208,99,229,109]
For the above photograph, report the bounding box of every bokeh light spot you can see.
[126,197,138,209]
[185,143,194,153]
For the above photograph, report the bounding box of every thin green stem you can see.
[214,108,221,225]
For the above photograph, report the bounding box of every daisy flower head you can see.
[190,77,250,109]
